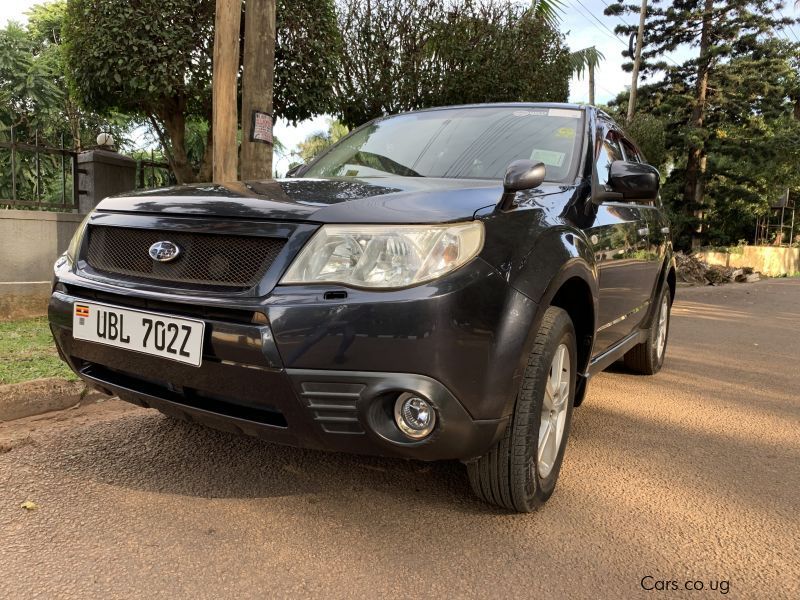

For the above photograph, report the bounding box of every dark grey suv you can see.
[49,103,675,512]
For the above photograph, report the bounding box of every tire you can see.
[623,285,671,375]
[467,306,577,513]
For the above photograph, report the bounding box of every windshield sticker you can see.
[556,127,576,139]
[513,110,549,117]
[548,108,582,119]
[531,149,566,167]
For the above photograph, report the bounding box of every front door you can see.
[587,129,655,354]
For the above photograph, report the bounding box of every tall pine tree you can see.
[606,0,797,245]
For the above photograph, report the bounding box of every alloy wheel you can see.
[655,295,669,361]
[537,344,571,478]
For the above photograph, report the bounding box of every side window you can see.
[620,139,641,163]
[596,132,623,186]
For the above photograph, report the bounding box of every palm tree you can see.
[569,46,605,105]
[528,3,605,104]
[530,0,565,27]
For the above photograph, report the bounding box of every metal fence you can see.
[136,151,175,190]
[1,125,174,212]
[0,126,80,211]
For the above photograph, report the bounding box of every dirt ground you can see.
[1,278,798,599]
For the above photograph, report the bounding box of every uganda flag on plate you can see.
[74,304,90,318]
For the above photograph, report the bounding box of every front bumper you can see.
[48,270,525,460]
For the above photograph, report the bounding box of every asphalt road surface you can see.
[1,279,798,599]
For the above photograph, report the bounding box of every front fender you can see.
[509,226,598,308]
[488,224,599,417]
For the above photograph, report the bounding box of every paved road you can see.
[1,279,798,599]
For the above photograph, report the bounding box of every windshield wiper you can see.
[351,151,423,177]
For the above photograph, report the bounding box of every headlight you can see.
[54,214,91,275]
[281,222,484,289]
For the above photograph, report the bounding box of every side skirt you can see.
[586,327,649,376]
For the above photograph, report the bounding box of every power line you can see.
[570,0,683,68]
[596,81,618,97]
[566,5,625,49]
[782,23,800,43]
[570,0,628,46]
[598,0,634,28]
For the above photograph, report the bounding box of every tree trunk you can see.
[212,0,242,182]
[588,62,595,106]
[157,107,196,184]
[241,0,276,180]
[198,124,214,183]
[626,0,647,123]
[683,0,714,236]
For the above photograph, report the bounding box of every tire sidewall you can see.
[519,314,577,508]
[650,287,671,371]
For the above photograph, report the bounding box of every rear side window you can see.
[595,133,623,186]
[620,139,642,163]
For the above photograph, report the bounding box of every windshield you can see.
[303,106,584,182]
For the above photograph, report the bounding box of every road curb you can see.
[0,378,86,422]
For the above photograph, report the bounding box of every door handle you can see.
[637,227,649,237]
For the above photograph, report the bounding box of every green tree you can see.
[62,0,340,183]
[0,2,132,204]
[334,0,572,128]
[623,112,667,170]
[0,23,62,129]
[569,46,604,104]
[605,0,798,246]
[609,36,800,247]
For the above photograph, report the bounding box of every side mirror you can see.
[608,161,660,202]
[285,163,306,178]
[497,160,546,211]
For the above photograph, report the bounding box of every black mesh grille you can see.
[85,225,286,290]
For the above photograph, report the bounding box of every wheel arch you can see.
[667,263,676,303]
[500,228,599,416]
[517,257,598,389]
[548,275,595,377]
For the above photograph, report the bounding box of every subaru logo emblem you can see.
[148,241,181,262]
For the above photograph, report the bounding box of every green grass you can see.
[0,317,77,385]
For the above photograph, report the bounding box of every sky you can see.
[3,0,799,174]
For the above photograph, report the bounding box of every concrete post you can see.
[77,149,137,214]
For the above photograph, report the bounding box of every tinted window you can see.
[620,139,641,163]
[304,107,585,182]
[596,133,623,186]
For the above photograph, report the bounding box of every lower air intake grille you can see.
[85,225,285,290]
[300,381,365,435]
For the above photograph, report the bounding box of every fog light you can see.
[394,393,436,439]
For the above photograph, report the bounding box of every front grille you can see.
[85,225,286,290]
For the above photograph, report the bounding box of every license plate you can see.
[72,301,205,367]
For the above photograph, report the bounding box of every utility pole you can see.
[241,0,276,180]
[626,0,647,123]
[212,0,242,182]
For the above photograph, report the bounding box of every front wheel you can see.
[467,306,576,512]
[624,285,672,375]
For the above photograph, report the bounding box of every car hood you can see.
[96,177,520,224]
